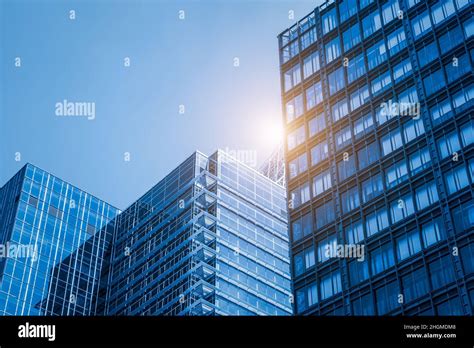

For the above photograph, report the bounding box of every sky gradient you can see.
[1,0,319,209]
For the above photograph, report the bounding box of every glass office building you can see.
[279,0,474,315]
[0,164,119,315]
[102,150,292,315]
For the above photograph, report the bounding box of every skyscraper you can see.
[260,143,286,187]
[0,164,119,315]
[102,150,293,315]
[279,0,474,315]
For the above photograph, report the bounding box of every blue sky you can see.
[1,0,318,209]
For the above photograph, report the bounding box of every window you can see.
[352,293,375,315]
[396,230,422,261]
[451,201,474,234]
[437,297,463,315]
[284,64,301,92]
[335,126,352,150]
[371,243,395,275]
[409,147,431,175]
[417,41,438,67]
[446,165,469,195]
[294,246,316,276]
[371,70,391,96]
[415,181,439,211]
[289,153,308,179]
[362,10,382,38]
[387,27,406,56]
[309,113,326,137]
[376,103,391,125]
[296,287,306,313]
[290,182,310,208]
[328,67,345,95]
[339,0,358,23]
[322,8,338,34]
[360,0,374,9]
[381,129,403,156]
[470,160,474,182]
[361,173,384,203]
[423,69,445,96]
[28,195,39,208]
[320,271,342,300]
[315,201,335,229]
[439,26,464,54]
[358,142,380,169]
[399,86,419,105]
[281,39,299,63]
[292,212,312,242]
[403,118,425,144]
[343,23,361,52]
[345,220,364,244]
[306,81,323,109]
[349,260,369,286]
[300,15,315,34]
[392,59,412,83]
[301,27,317,51]
[430,98,452,124]
[402,268,429,303]
[382,0,400,25]
[431,0,456,26]
[285,94,304,123]
[365,208,389,237]
[390,194,415,223]
[338,155,356,181]
[438,131,461,159]
[350,85,370,111]
[341,186,360,214]
[460,243,474,275]
[406,0,421,8]
[354,113,374,139]
[287,125,305,150]
[455,0,469,9]
[445,54,470,84]
[303,51,320,79]
[464,17,474,38]
[376,282,399,314]
[412,11,432,39]
[377,102,392,125]
[347,54,366,84]
[318,235,338,263]
[460,121,474,147]
[422,217,446,247]
[311,141,329,166]
[430,256,455,290]
[332,98,349,123]
[313,170,332,196]
[296,282,318,313]
[367,40,387,70]
[385,160,408,189]
[326,38,341,64]
[452,84,474,109]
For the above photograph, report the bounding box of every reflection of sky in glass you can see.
[0,164,118,314]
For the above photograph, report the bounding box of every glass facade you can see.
[279,0,474,315]
[260,144,286,187]
[102,150,292,315]
[0,164,119,315]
